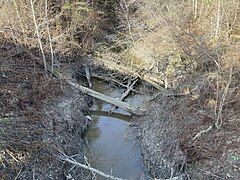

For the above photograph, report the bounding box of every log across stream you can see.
[81,78,151,180]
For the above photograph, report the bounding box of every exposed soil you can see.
[0,41,92,179]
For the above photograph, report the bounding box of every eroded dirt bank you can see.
[133,89,240,179]
[0,42,93,179]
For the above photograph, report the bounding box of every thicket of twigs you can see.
[96,0,240,86]
[122,0,240,179]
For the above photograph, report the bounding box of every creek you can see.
[82,78,151,180]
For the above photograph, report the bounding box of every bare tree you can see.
[215,0,222,38]
[30,0,47,74]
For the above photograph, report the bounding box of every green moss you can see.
[229,153,240,161]
[63,2,93,13]
[63,2,73,10]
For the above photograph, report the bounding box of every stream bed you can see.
[83,78,150,180]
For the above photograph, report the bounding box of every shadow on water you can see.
[89,110,132,122]
[82,77,151,180]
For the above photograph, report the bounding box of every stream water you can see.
[83,78,150,180]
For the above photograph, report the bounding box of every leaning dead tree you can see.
[109,78,138,113]
[52,69,144,115]
[98,60,165,90]
[59,154,184,180]
[65,79,144,116]
[26,50,145,116]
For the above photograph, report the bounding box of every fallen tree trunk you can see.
[91,73,143,94]
[97,60,165,90]
[54,70,144,116]
[90,110,132,122]
[109,78,138,113]
[65,79,144,116]
[24,51,145,116]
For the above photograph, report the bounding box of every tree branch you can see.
[59,155,127,180]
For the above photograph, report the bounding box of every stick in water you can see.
[59,155,127,180]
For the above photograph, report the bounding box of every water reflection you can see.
[83,79,150,179]
[90,110,132,122]
[84,115,147,180]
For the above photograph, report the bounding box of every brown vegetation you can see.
[0,39,94,179]
[0,0,240,179]
[122,0,240,179]
[0,0,105,52]
[0,1,106,179]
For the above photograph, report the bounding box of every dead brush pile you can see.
[134,39,240,179]
[179,67,240,179]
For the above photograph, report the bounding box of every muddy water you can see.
[83,78,150,180]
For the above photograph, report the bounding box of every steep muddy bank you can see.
[0,39,151,179]
[133,96,186,180]
[133,91,240,180]
[1,77,92,179]
[0,41,93,179]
